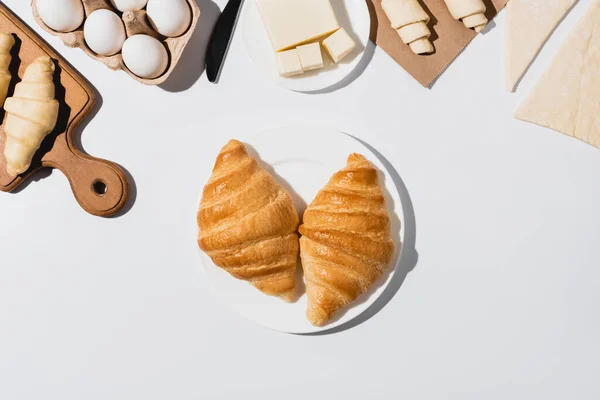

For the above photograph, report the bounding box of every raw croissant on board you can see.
[444,0,488,32]
[3,56,59,177]
[197,139,300,302]
[382,0,434,55]
[299,154,395,326]
[0,33,14,106]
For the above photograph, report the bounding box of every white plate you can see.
[198,126,405,334]
[242,0,371,92]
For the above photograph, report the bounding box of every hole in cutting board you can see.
[92,179,107,196]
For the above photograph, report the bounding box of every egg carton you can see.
[31,0,200,85]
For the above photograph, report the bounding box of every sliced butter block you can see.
[381,0,430,29]
[322,28,356,63]
[256,0,340,52]
[296,42,324,71]
[515,0,600,148]
[506,0,578,92]
[276,49,303,77]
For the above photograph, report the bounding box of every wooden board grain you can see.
[0,3,129,217]
[370,0,509,87]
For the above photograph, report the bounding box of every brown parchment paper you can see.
[368,0,509,87]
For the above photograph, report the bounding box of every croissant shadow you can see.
[418,0,439,44]
[481,0,499,34]
[244,142,308,302]
[303,136,418,335]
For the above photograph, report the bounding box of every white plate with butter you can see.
[242,0,371,92]
[198,126,405,334]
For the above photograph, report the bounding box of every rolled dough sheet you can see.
[515,0,600,148]
[506,0,578,92]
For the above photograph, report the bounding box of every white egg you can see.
[84,9,127,56]
[36,0,84,33]
[109,0,148,12]
[146,0,192,37]
[122,35,169,79]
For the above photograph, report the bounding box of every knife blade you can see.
[206,0,244,83]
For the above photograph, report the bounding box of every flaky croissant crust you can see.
[198,140,300,302]
[299,153,395,326]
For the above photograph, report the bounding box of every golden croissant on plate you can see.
[299,154,396,326]
[198,139,300,302]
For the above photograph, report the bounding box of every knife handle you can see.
[206,0,244,83]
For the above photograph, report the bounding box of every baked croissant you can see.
[381,0,434,55]
[444,0,488,32]
[299,154,395,326]
[3,56,59,177]
[0,33,14,107]
[197,139,300,302]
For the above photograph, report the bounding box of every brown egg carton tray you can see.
[31,0,200,85]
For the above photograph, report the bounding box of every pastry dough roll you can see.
[382,0,434,55]
[443,0,488,31]
[462,13,487,32]
[381,0,429,29]
[397,21,431,44]
[409,38,434,55]
[444,0,486,19]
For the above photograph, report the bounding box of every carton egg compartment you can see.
[31,0,200,85]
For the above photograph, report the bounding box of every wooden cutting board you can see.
[0,3,129,217]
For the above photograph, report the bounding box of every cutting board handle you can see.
[48,143,129,217]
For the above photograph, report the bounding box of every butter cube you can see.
[256,0,340,52]
[296,43,324,71]
[322,28,356,63]
[276,49,303,77]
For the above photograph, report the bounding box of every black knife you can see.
[206,0,244,83]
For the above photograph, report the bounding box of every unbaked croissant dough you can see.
[3,56,59,177]
[515,0,600,148]
[506,0,578,92]
[0,33,14,107]
[299,154,395,326]
[381,0,433,55]
[197,140,300,302]
[443,0,488,32]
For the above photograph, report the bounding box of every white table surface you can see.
[2,0,600,398]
